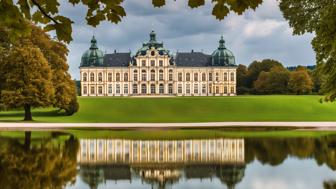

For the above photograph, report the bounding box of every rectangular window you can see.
[159,60,163,66]
[116,84,120,94]
[168,84,173,94]
[202,84,206,94]
[124,73,128,81]
[231,86,235,94]
[83,86,87,94]
[90,86,95,94]
[141,60,146,67]
[216,73,219,81]
[178,84,182,94]
[133,84,138,94]
[124,84,128,94]
[150,60,155,66]
[178,73,182,81]
[209,73,213,81]
[194,84,198,94]
[186,84,191,94]
[108,84,112,94]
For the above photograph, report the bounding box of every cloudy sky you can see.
[59,0,315,79]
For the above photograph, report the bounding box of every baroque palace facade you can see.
[80,31,237,96]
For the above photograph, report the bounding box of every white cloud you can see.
[243,20,286,38]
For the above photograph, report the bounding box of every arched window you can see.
[116,73,120,82]
[133,84,138,94]
[168,84,173,94]
[98,73,103,82]
[159,84,164,94]
[202,73,206,81]
[83,73,87,82]
[124,73,128,81]
[194,73,198,81]
[108,73,112,82]
[150,70,155,81]
[133,70,138,81]
[224,73,228,81]
[90,73,95,82]
[141,70,147,81]
[150,84,155,94]
[230,72,235,81]
[169,70,173,81]
[159,70,164,81]
[178,73,182,81]
[186,73,190,81]
[141,84,147,94]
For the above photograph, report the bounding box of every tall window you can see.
[159,60,163,66]
[215,72,219,81]
[159,84,164,94]
[141,84,147,94]
[224,73,228,81]
[186,84,191,94]
[141,70,147,81]
[141,60,146,67]
[216,86,219,93]
[178,84,182,94]
[202,73,206,81]
[178,73,182,81]
[202,84,206,94]
[98,73,102,82]
[150,70,155,81]
[116,73,120,81]
[224,86,228,94]
[83,73,87,82]
[124,73,128,81]
[194,84,198,94]
[231,86,235,93]
[159,70,164,81]
[230,72,235,81]
[150,84,155,94]
[90,73,94,82]
[108,84,112,93]
[116,84,120,94]
[150,60,155,67]
[133,84,138,94]
[133,70,138,81]
[169,70,173,81]
[98,86,103,94]
[108,73,112,82]
[90,86,95,94]
[186,73,190,81]
[83,86,87,94]
[124,84,128,94]
[208,73,213,81]
[168,84,173,94]
[194,73,198,81]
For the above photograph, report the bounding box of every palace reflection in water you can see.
[77,138,245,189]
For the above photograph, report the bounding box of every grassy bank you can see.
[1,95,336,122]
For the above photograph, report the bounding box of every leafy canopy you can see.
[0,0,263,43]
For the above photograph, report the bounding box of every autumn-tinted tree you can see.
[247,59,283,89]
[254,66,290,94]
[0,44,54,120]
[280,1,336,101]
[236,64,250,94]
[288,69,313,94]
[0,0,263,43]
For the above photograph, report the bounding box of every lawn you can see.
[1,95,336,122]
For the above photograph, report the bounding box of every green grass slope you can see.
[1,95,336,122]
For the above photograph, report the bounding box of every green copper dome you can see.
[80,36,104,67]
[136,31,170,56]
[211,36,236,66]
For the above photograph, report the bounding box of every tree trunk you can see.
[24,131,31,151]
[24,104,32,121]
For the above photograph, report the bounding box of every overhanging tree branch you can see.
[30,0,59,24]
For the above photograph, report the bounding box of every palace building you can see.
[80,31,237,96]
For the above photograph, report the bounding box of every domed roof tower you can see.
[136,31,170,56]
[211,36,236,66]
[80,36,104,67]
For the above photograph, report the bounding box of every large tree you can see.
[0,0,263,43]
[0,44,54,120]
[280,0,336,101]
[236,64,250,94]
[288,69,313,95]
[254,66,290,94]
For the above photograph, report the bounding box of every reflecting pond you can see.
[0,130,336,189]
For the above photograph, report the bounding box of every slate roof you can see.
[103,53,131,67]
[175,52,212,67]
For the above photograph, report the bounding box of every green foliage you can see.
[254,66,290,94]
[236,64,251,94]
[0,45,54,112]
[0,0,263,43]
[288,69,313,95]
[280,0,336,102]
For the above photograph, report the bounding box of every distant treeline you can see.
[237,59,324,95]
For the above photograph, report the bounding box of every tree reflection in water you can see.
[1,132,336,189]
